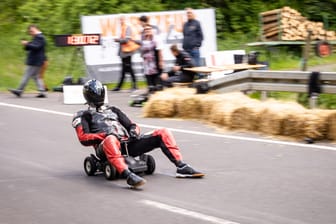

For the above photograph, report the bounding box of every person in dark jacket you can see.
[72,79,204,188]
[182,8,204,67]
[9,24,47,98]
[160,44,196,87]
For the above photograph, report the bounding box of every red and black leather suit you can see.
[72,105,183,174]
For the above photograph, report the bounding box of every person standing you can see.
[138,25,163,93]
[112,15,139,92]
[9,24,47,98]
[182,8,204,68]
[139,15,161,37]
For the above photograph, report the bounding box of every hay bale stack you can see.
[197,93,222,118]
[208,102,239,127]
[281,113,307,138]
[207,92,253,127]
[258,100,306,136]
[302,109,334,140]
[142,89,336,142]
[326,111,336,140]
[175,95,203,119]
[142,91,176,118]
[142,87,196,118]
[229,99,264,131]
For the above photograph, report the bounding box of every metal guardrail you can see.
[209,70,336,94]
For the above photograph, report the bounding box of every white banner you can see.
[81,9,217,83]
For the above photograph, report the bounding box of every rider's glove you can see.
[129,126,139,140]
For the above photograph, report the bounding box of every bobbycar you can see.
[83,140,156,180]
[72,79,204,188]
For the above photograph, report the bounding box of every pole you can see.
[301,29,312,71]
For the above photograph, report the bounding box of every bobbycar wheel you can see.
[84,156,97,176]
[104,163,118,180]
[145,154,156,175]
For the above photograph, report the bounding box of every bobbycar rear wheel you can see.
[84,156,97,176]
[145,154,155,175]
[104,163,118,180]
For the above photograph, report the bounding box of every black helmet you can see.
[83,79,105,107]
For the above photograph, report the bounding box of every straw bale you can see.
[208,102,240,127]
[162,87,196,96]
[175,95,203,119]
[258,100,306,136]
[142,91,176,118]
[204,92,252,127]
[326,110,336,140]
[301,109,334,140]
[229,99,264,131]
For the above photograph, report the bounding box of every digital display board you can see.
[54,34,101,47]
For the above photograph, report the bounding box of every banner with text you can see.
[81,8,216,83]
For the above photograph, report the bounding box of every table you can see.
[184,63,267,74]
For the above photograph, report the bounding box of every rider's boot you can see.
[122,169,146,188]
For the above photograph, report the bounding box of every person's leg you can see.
[161,74,181,87]
[18,66,38,91]
[113,57,127,91]
[190,49,201,67]
[189,48,204,79]
[146,74,156,93]
[9,66,38,97]
[32,66,47,97]
[124,56,137,89]
[39,60,48,90]
[102,135,146,187]
[127,128,204,178]
[153,73,162,91]
[127,128,182,165]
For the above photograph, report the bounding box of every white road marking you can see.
[141,199,240,224]
[1,102,336,151]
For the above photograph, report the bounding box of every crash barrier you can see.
[142,88,336,142]
[207,70,336,108]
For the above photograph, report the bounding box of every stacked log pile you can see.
[260,6,336,41]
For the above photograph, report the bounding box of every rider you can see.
[72,79,204,188]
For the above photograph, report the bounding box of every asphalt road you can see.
[1,91,336,224]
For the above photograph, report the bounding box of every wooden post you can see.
[309,93,318,109]
[301,29,312,71]
[261,91,268,101]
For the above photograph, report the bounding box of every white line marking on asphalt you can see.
[141,199,240,224]
[1,102,336,151]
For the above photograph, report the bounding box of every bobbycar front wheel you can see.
[104,163,118,180]
[84,156,97,176]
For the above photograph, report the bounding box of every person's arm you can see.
[25,35,45,51]
[196,20,204,47]
[180,52,195,69]
[110,106,140,136]
[115,26,132,44]
[72,111,106,146]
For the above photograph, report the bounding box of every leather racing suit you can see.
[72,105,183,174]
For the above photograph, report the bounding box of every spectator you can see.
[161,44,196,87]
[139,15,161,37]
[112,15,139,92]
[136,23,163,93]
[182,8,204,67]
[8,24,47,98]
